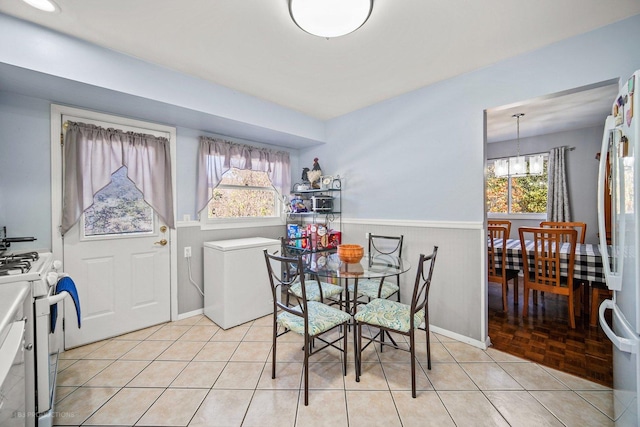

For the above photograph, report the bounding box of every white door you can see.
[60,113,173,348]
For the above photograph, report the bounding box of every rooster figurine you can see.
[307,158,322,189]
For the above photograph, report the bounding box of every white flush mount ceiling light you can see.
[21,0,59,12]
[289,0,373,38]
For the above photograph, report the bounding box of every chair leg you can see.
[410,332,416,398]
[502,280,508,311]
[272,315,277,379]
[567,294,576,329]
[355,322,361,382]
[304,335,310,406]
[425,315,431,370]
[343,322,348,376]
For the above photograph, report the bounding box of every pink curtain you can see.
[61,121,175,235]
[196,136,291,214]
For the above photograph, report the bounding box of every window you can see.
[486,155,548,215]
[83,166,155,238]
[206,168,280,219]
[196,136,290,229]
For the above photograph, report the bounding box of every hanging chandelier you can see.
[508,113,526,175]
[494,113,544,178]
[289,0,373,38]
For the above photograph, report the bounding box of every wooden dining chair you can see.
[540,221,588,314]
[519,227,580,329]
[540,221,586,244]
[488,220,512,239]
[488,225,519,311]
[354,246,438,398]
[590,282,612,327]
[347,234,403,302]
[263,250,351,406]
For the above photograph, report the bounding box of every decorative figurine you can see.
[301,167,310,183]
[307,157,323,189]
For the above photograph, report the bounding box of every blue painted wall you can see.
[312,14,640,222]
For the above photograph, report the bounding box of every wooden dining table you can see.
[491,238,607,284]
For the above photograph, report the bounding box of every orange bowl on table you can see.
[337,244,364,263]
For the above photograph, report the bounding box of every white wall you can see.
[301,15,640,342]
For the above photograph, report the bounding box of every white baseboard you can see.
[177,308,204,320]
[430,325,488,350]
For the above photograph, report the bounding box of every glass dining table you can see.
[303,251,412,373]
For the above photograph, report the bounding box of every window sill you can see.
[487,213,547,221]
[200,216,285,230]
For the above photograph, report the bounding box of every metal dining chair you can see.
[519,227,580,329]
[347,234,404,302]
[280,235,344,307]
[354,246,438,398]
[263,250,351,406]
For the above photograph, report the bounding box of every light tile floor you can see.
[53,314,615,426]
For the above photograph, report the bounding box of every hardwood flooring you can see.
[488,277,613,387]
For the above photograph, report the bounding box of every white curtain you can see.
[196,136,290,214]
[61,121,175,235]
[546,147,571,222]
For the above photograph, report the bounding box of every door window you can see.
[82,166,154,238]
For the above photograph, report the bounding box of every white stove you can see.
[0,251,66,427]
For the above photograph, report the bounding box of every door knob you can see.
[154,239,168,246]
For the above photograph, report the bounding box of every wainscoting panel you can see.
[342,220,485,344]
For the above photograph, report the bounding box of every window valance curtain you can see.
[61,121,175,235]
[547,146,571,222]
[196,136,291,214]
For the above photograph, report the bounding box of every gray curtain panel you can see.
[546,147,571,222]
[61,121,175,234]
[196,136,291,214]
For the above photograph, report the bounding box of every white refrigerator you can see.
[598,69,640,426]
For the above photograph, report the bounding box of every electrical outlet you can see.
[184,247,192,258]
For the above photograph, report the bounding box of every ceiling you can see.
[486,80,620,143]
[0,1,638,134]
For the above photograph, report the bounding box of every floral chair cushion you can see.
[353,298,424,333]
[289,280,343,302]
[278,301,351,336]
[347,279,399,299]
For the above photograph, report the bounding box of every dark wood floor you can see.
[488,277,613,387]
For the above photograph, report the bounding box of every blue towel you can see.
[51,276,81,333]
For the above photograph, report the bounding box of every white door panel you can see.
[60,113,173,348]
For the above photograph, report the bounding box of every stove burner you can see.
[0,251,39,275]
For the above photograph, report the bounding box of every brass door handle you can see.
[154,239,168,246]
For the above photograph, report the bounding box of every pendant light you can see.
[508,113,526,175]
[529,154,544,175]
[289,0,373,38]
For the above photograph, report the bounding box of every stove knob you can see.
[53,260,63,271]
[47,272,59,286]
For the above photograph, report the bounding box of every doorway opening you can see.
[484,79,618,386]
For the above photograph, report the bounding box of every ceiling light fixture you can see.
[21,0,59,12]
[529,154,544,175]
[508,113,526,176]
[289,0,373,38]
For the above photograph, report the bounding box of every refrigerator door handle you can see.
[599,299,639,354]
[597,117,622,291]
